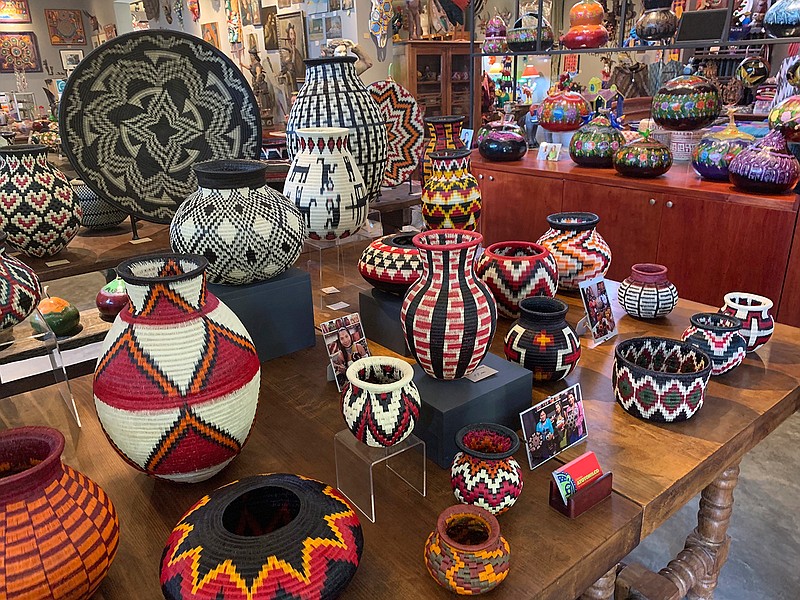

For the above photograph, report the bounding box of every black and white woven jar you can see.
[286,56,388,203]
[170,160,306,285]
[71,179,128,230]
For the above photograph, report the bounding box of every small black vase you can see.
[479,130,528,161]
[503,297,581,381]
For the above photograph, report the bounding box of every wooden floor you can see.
[2,238,799,599]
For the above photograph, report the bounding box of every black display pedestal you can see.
[358,288,411,357]
[412,353,533,469]
[209,267,315,362]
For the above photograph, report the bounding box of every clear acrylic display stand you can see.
[304,209,383,286]
[0,308,81,427]
[334,429,426,523]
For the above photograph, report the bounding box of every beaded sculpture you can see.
[475,241,559,319]
[93,254,261,482]
[341,356,421,447]
[161,473,364,599]
[450,423,524,515]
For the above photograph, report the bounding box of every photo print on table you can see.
[321,313,371,391]
[578,275,618,344]
[520,383,588,470]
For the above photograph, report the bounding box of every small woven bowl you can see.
[613,336,712,422]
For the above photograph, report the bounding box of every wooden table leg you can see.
[660,462,741,600]
[581,565,617,600]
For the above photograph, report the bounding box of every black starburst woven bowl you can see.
[612,336,712,422]
[59,30,262,224]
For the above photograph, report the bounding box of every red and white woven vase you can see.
[536,212,611,292]
[93,253,261,483]
[401,230,497,380]
[475,240,558,319]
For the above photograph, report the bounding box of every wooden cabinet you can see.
[473,165,563,246]
[778,214,800,327]
[391,41,476,117]
[562,181,663,283]
[657,194,796,308]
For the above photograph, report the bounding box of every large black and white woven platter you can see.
[59,30,262,224]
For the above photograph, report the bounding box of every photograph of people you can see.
[564,389,586,445]
[520,384,588,469]
[322,315,370,390]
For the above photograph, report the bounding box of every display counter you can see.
[471,151,800,326]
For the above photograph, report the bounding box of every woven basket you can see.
[161,473,364,599]
[93,253,261,482]
[0,427,119,599]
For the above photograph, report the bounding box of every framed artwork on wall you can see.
[201,22,220,49]
[45,9,87,46]
[0,31,42,73]
[261,6,278,50]
[0,0,31,23]
[276,11,307,89]
[59,49,84,71]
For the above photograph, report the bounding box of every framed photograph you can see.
[201,22,220,49]
[277,11,307,89]
[310,0,328,13]
[308,16,324,41]
[321,313,371,391]
[0,31,41,73]
[59,49,84,71]
[342,0,354,10]
[578,275,618,344]
[329,0,341,11]
[520,383,588,471]
[44,9,87,46]
[261,6,279,50]
[240,0,260,26]
[0,0,31,23]
[103,23,117,40]
[278,0,291,8]
[324,15,342,38]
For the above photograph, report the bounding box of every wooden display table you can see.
[471,151,800,327]
[4,249,799,599]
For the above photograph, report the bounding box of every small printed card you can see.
[537,142,562,161]
[520,383,588,471]
[552,451,603,504]
[578,275,618,345]
[321,286,340,295]
[464,364,498,383]
[320,313,370,391]
[326,301,350,311]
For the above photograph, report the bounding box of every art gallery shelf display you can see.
[421,115,466,187]
[170,159,305,285]
[475,241,558,319]
[0,231,41,334]
[357,233,422,294]
[682,313,747,376]
[59,30,262,224]
[569,113,625,167]
[424,504,511,594]
[617,263,678,319]
[93,254,261,483]
[0,427,119,599]
[504,296,581,381]
[401,230,497,380]
[719,292,775,352]
[71,179,128,230]
[421,148,482,231]
[0,144,82,257]
[728,130,800,194]
[161,473,364,599]
[341,356,421,447]
[536,212,611,291]
[613,337,712,422]
[284,127,368,240]
[287,56,388,203]
[651,75,722,131]
[450,423,524,515]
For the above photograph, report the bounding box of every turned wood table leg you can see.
[660,462,741,600]
[581,565,617,600]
